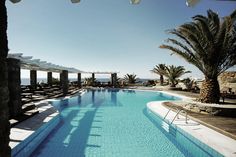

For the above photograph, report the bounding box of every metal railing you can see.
[164,108,188,124]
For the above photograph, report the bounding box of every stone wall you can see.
[218,71,236,93]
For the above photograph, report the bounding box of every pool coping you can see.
[10,90,87,157]
[10,100,60,157]
[147,95,236,157]
[122,88,193,99]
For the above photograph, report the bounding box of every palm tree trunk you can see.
[170,83,176,87]
[0,0,11,156]
[160,75,164,86]
[169,79,176,87]
[199,77,220,103]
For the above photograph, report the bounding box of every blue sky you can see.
[6,0,236,79]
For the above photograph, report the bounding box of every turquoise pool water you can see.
[30,89,220,157]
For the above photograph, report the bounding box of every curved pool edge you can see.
[146,101,236,157]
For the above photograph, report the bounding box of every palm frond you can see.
[162,65,191,87]
[160,44,204,73]
[193,14,214,46]
[207,9,220,36]
[230,9,236,22]
[124,74,138,84]
[160,9,236,79]
[150,64,166,75]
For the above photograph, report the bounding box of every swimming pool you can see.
[30,89,221,157]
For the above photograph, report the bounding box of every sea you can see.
[21,78,152,85]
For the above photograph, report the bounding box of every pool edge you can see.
[146,100,236,157]
[10,102,60,157]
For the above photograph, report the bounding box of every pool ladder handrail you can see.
[163,107,179,119]
[164,108,188,124]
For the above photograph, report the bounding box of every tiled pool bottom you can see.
[25,89,220,157]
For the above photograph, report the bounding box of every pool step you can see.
[162,121,169,132]
[161,121,177,137]
[169,125,177,137]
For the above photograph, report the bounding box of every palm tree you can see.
[182,77,196,91]
[160,9,236,103]
[150,64,166,85]
[84,77,96,86]
[163,65,190,87]
[124,74,138,84]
